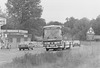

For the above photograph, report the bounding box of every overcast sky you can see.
[0,0,100,23]
[0,0,7,9]
[41,0,100,23]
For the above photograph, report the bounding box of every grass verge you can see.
[1,51,63,68]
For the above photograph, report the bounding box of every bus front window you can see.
[44,28,62,40]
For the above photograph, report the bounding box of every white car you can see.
[64,41,72,49]
[29,41,37,47]
[73,40,81,47]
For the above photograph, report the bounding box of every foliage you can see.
[64,17,90,40]
[5,0,46,40]
[47,21,63,25]
[91,16,100,35]
[63,16,100,40]
[45,17,91,40]
[2,0,100,41]
[64,17,77,29]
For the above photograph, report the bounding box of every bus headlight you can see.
[55,42,60,44]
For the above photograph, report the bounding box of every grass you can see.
[1,51,63,68]
[13,51,63,65]
[1,41,100,68]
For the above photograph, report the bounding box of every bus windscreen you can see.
[44,28,62,40]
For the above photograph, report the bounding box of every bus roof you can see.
[43,25,62,28]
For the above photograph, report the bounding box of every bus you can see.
[43,25,70,51]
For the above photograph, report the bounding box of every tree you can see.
[6,0,43,28]
[64,17,79,38]
[0,7,9,29]
[64,17,90,40]
[62,27,70,35]
[6,0,46,40]
[47,21,62,25]
[64,17,77,29]
[72,17,90,40]
[91,15,100,35]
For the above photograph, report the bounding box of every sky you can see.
[41,0,100,23]
[0,0,7,10]
[0,0,100,23]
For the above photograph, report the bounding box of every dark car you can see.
[18,42,33,51]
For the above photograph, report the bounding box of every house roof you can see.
[0,30,28,33]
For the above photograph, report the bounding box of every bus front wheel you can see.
[46,48,49,51]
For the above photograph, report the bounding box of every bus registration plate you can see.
[50,45,55,47]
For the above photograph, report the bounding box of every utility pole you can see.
[0,17,6,47]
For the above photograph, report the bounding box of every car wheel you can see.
[67,46,71,49]
[31,48,33,50]
[64,43,66,49]
[27,48,29,50]
[53,49,57,51]
[46,48,49,51]
[19,48,21,51]
[62,48,64,50]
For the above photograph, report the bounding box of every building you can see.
[0,30,32,48]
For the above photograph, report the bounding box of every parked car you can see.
[64,41,71,49]
[18,42,34,51]
[29,41,37,47]
[73,40,81,47]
